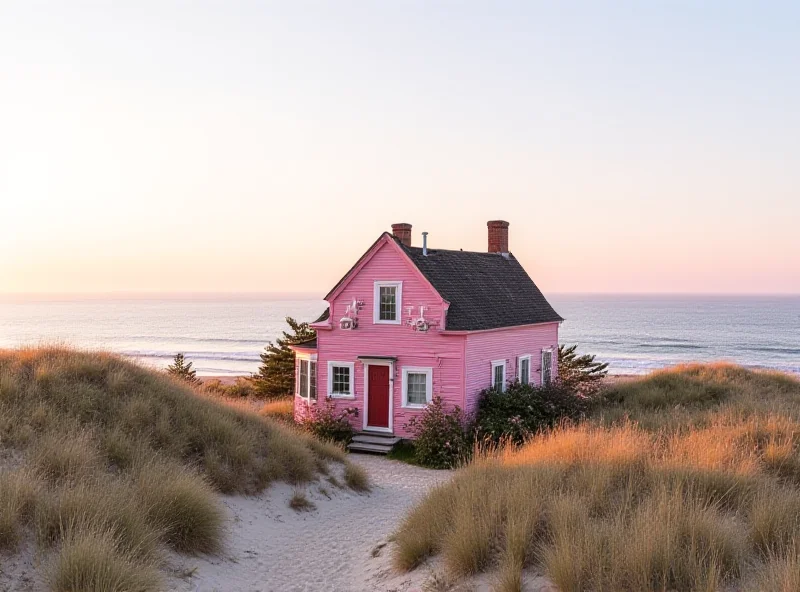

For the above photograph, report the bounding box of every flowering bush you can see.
[298,399,358,444]
[474,380,590,444]
[405,396,471,469]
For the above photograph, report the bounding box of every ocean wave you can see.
[126,335,266,346]
[122,350,261,362]
[635,343,706,350]
[601,356,800,376]
[737,346,800,355]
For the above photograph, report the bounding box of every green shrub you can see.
[298,399,357,445]
[405,397,470,469]
[558,344,608,398]
[474,380,590,445]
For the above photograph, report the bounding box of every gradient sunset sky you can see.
[1,2,798,295]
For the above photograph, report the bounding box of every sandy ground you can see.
[1,454,553,592]
[167,454,454,592]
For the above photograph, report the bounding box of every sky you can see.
[1,1,798,295]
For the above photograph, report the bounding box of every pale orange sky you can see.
[2,3,799,295]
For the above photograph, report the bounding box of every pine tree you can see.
[166,352,200,385]
[558,344,608,397]
[251,317,316,398]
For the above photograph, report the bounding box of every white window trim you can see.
[373,281,403,324]
[295,353,318,401]
[491,359,506,392]
[541,348,554,386]
[518,354,531,385]
[327,361,355,399]
[402,366,433,409]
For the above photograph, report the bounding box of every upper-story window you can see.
[373,281,402,324]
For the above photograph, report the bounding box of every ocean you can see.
[0,295,798,376]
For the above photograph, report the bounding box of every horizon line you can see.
[1,290,799,302]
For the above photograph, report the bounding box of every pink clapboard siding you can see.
[464,322,559,411]
[315,237,466,438]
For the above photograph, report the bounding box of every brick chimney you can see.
[391,223,412,247]
[487,220,509,253]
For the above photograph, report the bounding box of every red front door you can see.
[367,365,390,429]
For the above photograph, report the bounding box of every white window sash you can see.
[541,349,553,386]
[296,354,318,400]
[328,361,355,398]
[491,360,506,392]
[373,281,403,324]
[402,366,433,408]
[518,355,531,385]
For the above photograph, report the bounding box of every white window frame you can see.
[328,361,355,399]
[491,359,506,392]
[541,348,553,386]
[373,281,403,324]
[518,354,531,385]
[402,366,433,408]
[295,353,318,401]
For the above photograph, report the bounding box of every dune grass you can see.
[260,397,294,423]
[393,363,800,591]
[344,462,371,493]
[288,490,316,512]
[0,346,347,591]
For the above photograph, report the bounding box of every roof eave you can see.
[440,319,563,335]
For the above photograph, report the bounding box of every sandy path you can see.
[168,455,453,592]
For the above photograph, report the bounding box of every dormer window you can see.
[373,281,402,324]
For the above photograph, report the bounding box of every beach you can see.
[2,295,799,377]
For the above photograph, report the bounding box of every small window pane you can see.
[493,364,504,391]
[379,286,397,321]
[520,358,530,385]
[332,365,351,395]
[309,361,317,400]
[298,360,309,398]
[406,372,428,405]
[542,351,552,385]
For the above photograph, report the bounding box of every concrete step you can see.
[347,441,396,454]
[351,434,401,446]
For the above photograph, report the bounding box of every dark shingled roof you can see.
[292,337,317,350]
[397,241,563,331]
[316,232,562,332]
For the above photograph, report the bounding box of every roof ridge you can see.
[398,240,515,257]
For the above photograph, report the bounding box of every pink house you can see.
[292,221,563,452]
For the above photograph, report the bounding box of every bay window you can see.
[296,357,317,401]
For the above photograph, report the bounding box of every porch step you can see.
[347,432,401,455]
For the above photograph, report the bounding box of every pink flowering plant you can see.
[298,398,358,444]
[405,396,471,469]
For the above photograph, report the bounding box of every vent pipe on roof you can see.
[422,232,428,256]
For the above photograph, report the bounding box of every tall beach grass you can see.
[0,346,346,590]
[394,363,800,591]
